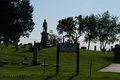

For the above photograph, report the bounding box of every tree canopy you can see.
[57,10,120,50]
[0,0,34,39]
[96,11,119,50]
[57,16,86,43]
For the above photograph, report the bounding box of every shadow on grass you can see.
[20,50,34,53]
[100,56,120,64]
[44,74,57,80]
[0,63,4,67]
[100,56,114,62]
[85,75,91,80]
[19,65,32,69]
[67,75,77,80]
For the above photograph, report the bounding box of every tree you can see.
[96,11,119,51]
[48,30,62,46]
[0,0,34,38]
[57,16,86,44]
[84,14,97,50]
[0,0,34,50]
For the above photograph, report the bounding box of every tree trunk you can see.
[88,40,90,50]
[74,39,77,44]
[15,39,18,51]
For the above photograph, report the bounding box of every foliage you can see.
[57,16,86,43]
[48,30,62,45]
[84,14,97,50]
[0,0,34,38]
[96,11,119,50]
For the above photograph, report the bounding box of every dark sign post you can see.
[56,43,80,75]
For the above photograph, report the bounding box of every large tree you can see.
[96,11,119,51]
[57,15,86,43]
[84,14,97,50]
[0,0,34,50]
[48,30,62,46]
[0,0,34,39]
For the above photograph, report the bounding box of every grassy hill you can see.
[0,44,119,80]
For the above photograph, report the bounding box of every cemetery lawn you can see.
[0,44,120,80]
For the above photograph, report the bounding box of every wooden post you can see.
[77,44,79,75]
[43,58,45,74]
[56,43,60,74]
[90,60,92,76]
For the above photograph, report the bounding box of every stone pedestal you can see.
[31,48,40,65]
[41,32,51,48]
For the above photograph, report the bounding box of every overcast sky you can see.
[20,0,120,50]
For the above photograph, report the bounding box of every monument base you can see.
[31,62,40,66]
[41,32,51,48]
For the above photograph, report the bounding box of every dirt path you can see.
[98,63,120,72]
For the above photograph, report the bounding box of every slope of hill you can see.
[0,44,119,80]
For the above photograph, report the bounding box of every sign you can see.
[56,43,79,75]
[59,43,77,52]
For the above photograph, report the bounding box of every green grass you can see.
[0,44,120,80]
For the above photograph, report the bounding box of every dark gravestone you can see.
[34,41,42,50]
[20,43,22,45]
[1,61,8,64]
[24,44,27,46]
[107,49,111,53]
[113,44,120,60]
[53,64,61,67]
[28,43,32,47]
[22,62,30,65]
[41,64,49,66]
[21,46,25,48]
[94,46,96,51]
[81,47,86,49]
[102,48,106,52]
[111,46,114,51]
[31,48,40,66]
[11,62,19,65]
[53,39,57,47]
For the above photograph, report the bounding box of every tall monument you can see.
[41,19,51,48]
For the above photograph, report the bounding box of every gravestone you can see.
[1,61,8,64]
[40,19,51,48]
[81,47,86,49]
[28,43,32,47]
[53,39,57,47]
[107,49,110,53]
[20,43,22,45]
[31,47,40,65]
[111,46,113,51]
[21,46,25,48]
[113,44,120,60]
[22,62,30,65]
[53,64,61,67]
[94,46,96,51]
[12,61,19,64]
[34,41,42,50]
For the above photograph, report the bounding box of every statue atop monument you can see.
[42,19,47,32]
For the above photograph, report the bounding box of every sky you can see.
[20,0,120,50]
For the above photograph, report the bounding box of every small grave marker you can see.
[53,64,61,67]
[11,62,19,64]
[1,61,8,64]
[22,62,30,65]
